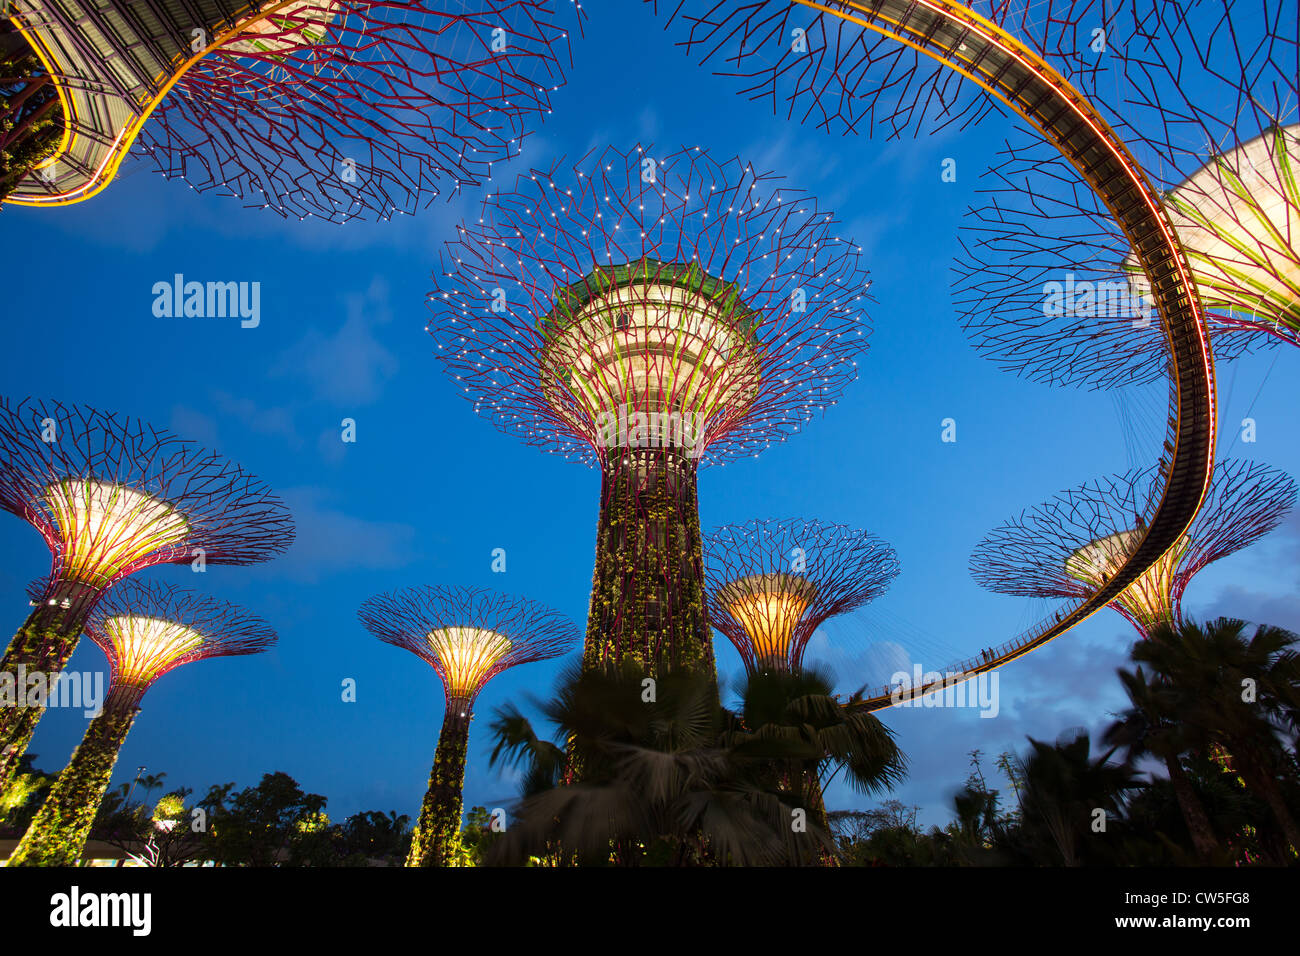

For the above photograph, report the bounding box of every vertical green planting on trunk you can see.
[0,592,97,797]
[406,708,471,867]
[583,448,713,679]
[7,700,137,866]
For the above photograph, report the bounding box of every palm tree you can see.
[488,660,810,865]
[487,660,907,865]
[725,667,906,852]
[1016,731,1143,866]
[1105,665,1222,862]
[1137,618,1300,855]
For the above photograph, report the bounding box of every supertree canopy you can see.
[358,584,577,867]
[970,459,1296,637]
[955,0,1299,387]
[704,518,899,673]
[953,128,1280,389]
[2,0,581,220]
[7,581,276,866]
[428,143,871,676]
[643,2,1222,711]
[0,397,293,793]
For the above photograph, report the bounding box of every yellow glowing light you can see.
[1064,529,1190,629]
[1126,124,1300,327]
[539,264,763,437]
[42,480,190,585]
[224,0,341,55]
[101,615,205,685]
[427,627,512,699]
[717,573,818,665]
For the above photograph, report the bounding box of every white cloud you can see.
[259,485,421,584]
[272,277,398,406]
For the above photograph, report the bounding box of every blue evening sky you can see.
[1,3,1295,827]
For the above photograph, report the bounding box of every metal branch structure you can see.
[953,128,1280,388]
[646,0,1221,712]
[956,1,1299,386]
[704,518,899,673]
[3,0,582,220]
[358,584,577,867]
[1066,0,1300,348]
[971,459,1296,636]
[7,581,277,867]
[647,0,1102,140]
[428,143,871,677]
[1020,0,1296,156]
[0,397,293,793]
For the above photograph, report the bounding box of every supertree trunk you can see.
[583,447,713,678]
[1164,753,1219,862]
[1238,759,1300,856]
[407,707,471,867]
[7,689,138,866]
[0,581,99,796]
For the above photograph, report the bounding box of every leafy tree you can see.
[1009,730,1143,866]
[197,772,330,867]
[1135,618,1300,854]
[1106,664,1223,861]
[454,806,501,865]
[335,810,412,866]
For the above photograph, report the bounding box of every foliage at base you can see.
[7,707,135,866]
[406,711,470,867]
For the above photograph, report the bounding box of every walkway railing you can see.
[786,1,1218,712]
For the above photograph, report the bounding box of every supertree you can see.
[704,517,899,860]
[644,1,1221,715]
[358,584,577,867]
[704,518,899,674]
[427,143,871,677]
[0,398,293,793]
[2,0,581,220]
[6,580,277,866]
[955,0,1299,387]
[970,459,1296,638]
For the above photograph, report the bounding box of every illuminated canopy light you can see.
[972,459,1297,639]
[100,615,205,686]
[359,585,577,704]
[426,627,513,701]
[1126,125,1300,331]
[1064,529,1190,629]
[41,480,190,586]
[538,260,763,440]
[716,573,817,665]
[427,144,872,469]
[84,580,278,699]
[224,0,341,56]
[704,518,899,673]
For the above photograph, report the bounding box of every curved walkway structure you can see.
[4,0,301,205]
[778,1,1219,712]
